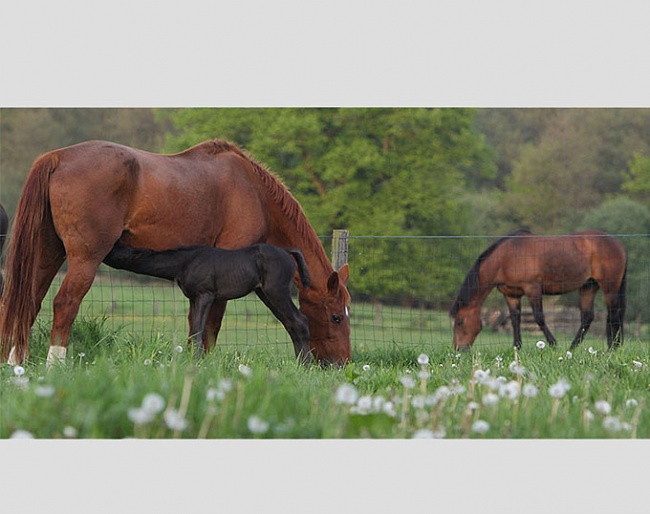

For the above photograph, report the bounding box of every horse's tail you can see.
[287,248,311,289]
[0,152,60,361]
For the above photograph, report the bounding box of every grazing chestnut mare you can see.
[0,139,351,366]
[0,201,8,293]
[104,241,313,364]
[450,229,627,351]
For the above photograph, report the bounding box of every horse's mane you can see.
[204,139,334,273]
[449,229,532,317]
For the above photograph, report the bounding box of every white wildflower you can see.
[141,393,166,415]
[247,415,270,435]
[400,375,416,389]
[566,351,573,359]
[588,347,597,355]
[522,383,538,398]
[482,393,499,406]
[412,429,435,439]
[594,400,611,415]
[238,364,253,378]
[536,340,546,349]
[174,345,184,353]
[335,383,359,405]
[632,360,643,368]
[128,407,154,425]
[500,380,521,400]
[548,379,571,398]
[473,369,490,384]
[410,395,426,409]
[471,419,490,434]
[362,364,371,372]
[509,361,526,376]
[13,366,25,377]
[602,416,622,432]
[417,354,430,366]
[35,384,56,398]
[626,398,639,409]
[63,426,78,438]
[163,409,188,431]
[10,429,34,439]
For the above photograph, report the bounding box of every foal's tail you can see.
[287,248,311,288]
[0,152,60,362]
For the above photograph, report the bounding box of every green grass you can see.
[2,311,649,439]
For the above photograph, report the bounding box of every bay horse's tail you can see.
[0,152,61,362]
[287,248,311,289]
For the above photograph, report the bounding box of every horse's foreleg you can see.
[48,259,101,367]
[203,300,227,353]
[570,283,598,350]
[255,287,312,365]
[504,296,523,349]
[527,294,556,346]
[604,290,625,349]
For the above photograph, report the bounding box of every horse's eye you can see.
[332,315,342,324]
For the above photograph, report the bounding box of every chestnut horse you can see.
[0,201,8,293]
[450,229,627,351]
[0,139,351,366]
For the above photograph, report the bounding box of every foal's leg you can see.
[187,294,215,358]
[202,300,228,353]
[255,287,312,365]
[569,282,598,350]
[504,296,523,349]
[526,293,557,346]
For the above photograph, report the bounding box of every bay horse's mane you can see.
[201,139,334,274]
[449,229,532,317]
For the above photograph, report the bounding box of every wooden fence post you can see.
[331,229,349,270]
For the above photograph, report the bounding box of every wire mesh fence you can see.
[30,233,650,355]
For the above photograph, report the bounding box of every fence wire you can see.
[29,234,650,354]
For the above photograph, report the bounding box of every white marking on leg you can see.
[8,346,19,365]
[46,345,67,368]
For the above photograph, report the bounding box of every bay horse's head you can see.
[298,264,351,366]
[450,299,482,351]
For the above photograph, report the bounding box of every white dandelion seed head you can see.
[362,364,371,372]
[417,370,431,380]
[548,379,571,398]
[128,407,154,425]
[247,415,270,435]
[471,419,490,434]
[588,346,597,355]
[473,369,490,384]
[206,387,224,403]
[566,351,573,359]
[500,380,521,400]
[594,400,612,415]
[382,401,397,417]
[35,384,56,398]
[238,364,253,378]
[482,392,499,406]
[412,429,435,439]
[143,359,152,366]
[410,395,426,409]
[335,383,359,405]
[175,345,184,353]
[13,366,25,377]
[164,409,188,431]
[10,429,34,439]
[584,409,595,421]
[63,426,78,438]
[357,395,373,411]
[417,354,430,366]
[141,392,166,415]
[602,416,622,432]
[536,340,546,349]
[509,361,526,376]
[522,383,539,398]
[399,375,416,389]
[632,360,643,368]
[626,398,639,409]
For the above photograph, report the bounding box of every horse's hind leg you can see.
[203,300,228,353]
[569,281,598,350]
[187,294,214,358]
[504,295,523,349]
[255,287,311,364]
[604,289,625,349]
[48,258,102,366]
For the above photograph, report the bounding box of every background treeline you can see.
[2,108,650,317]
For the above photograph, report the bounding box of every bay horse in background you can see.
[450,229,627,351]
[0,139,351,366]
[104,241,313,364]
[0,201,8,293]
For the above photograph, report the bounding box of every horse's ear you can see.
[327,271,340,294]
[338,263,349,285]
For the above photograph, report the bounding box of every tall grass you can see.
[1,316,649,439]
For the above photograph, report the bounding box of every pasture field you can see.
[1,273,649,439]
